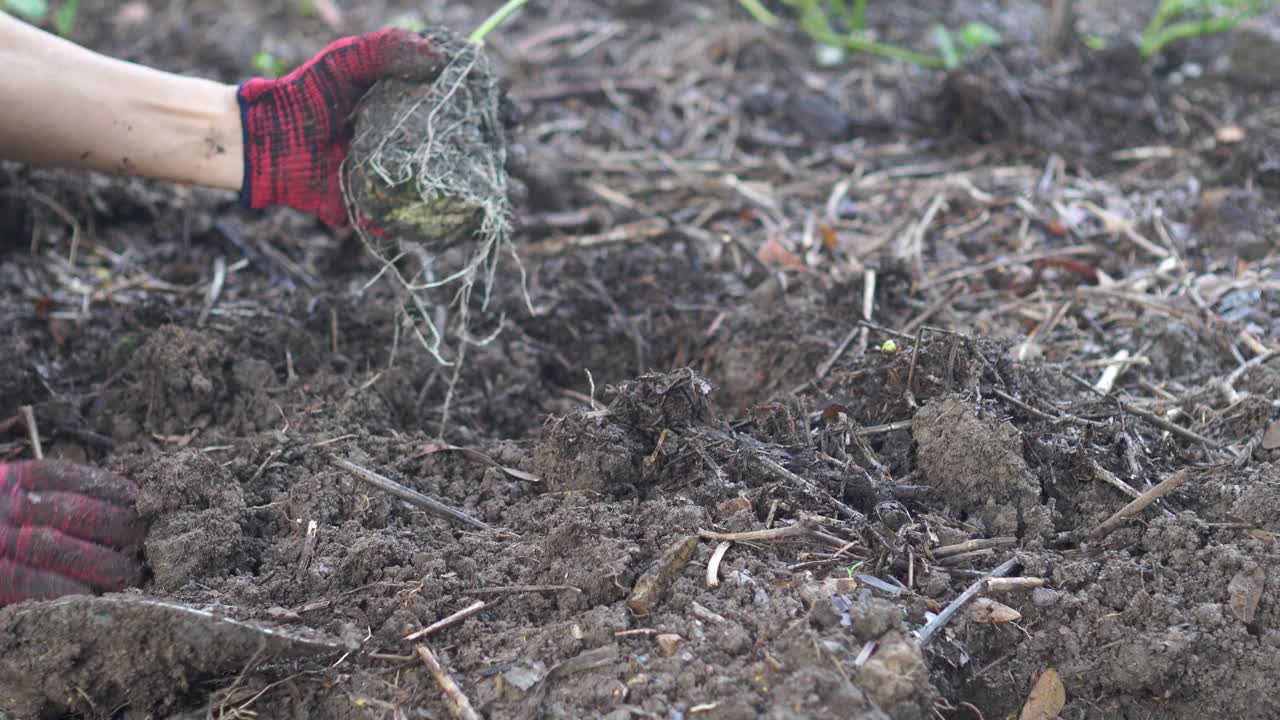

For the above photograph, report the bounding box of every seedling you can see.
[52,0,75,35]
[469,0,527,44]
[932,21,1002,69]
[250,51,287,79]
[1140,0,1274,58]
[738,0,1001,69]
[4,0,79,37]
[2,0,47,21]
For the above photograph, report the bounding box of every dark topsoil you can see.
[2,1,1280,718]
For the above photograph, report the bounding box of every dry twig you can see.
[1090,470,1190,541]
[327,455,492,531]
[20,405,42,460]
[416,644,481,720]
[707,541,731,588]
[404,600,487,641]
[917,557,1019,647]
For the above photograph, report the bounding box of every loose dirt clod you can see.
[0,595,350,718]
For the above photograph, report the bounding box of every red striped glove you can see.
[237,28,446,226]
[0,460,145,605]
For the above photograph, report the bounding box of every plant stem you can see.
[814,27,945,68]
[1141,9,1250,57]
[737,0,781,27]
[469,0,527,44]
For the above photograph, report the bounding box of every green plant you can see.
[251,51,287,78]
[469,0,528,44]
[2,0,46,21]
[932,21,1001,69]
[3,0,78,36]
[1141,0,1275,58]
[52,0,76,36]
[737,0,1001,69]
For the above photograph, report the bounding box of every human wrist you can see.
[142,79,243,191]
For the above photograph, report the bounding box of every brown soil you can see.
[2,1,1279,719]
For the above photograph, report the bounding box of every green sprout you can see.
[4,0,78,37]
[469,0,528,44]
[1083,33,1108,51]
[738,0,1001,69]
[251,51,287,79]
[2,0,47,21]
[52,0,76,36]
[844,560,866,578]
[1140,0,1275,58]
[932,21,1001,69]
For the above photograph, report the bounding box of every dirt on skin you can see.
[2,1,1280,719]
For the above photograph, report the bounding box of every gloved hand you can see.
[0,460,145,606]
[237,28,447,226]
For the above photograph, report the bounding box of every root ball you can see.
[343,28,512,256]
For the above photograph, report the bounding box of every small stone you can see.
[655,633,681,656]
[1031,587,1060,607]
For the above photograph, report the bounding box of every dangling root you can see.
[339,27,530,438]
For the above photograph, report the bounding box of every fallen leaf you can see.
[818,223,838,250]
[1019,667,1066,720]
[1262,419,1280,450]
[967,597,1021,624]
[757,235,808,272]
[1228,566,1265,623]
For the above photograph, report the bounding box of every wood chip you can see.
[627,535,699,616]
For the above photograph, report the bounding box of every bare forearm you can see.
[0,13,243,190]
